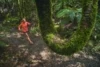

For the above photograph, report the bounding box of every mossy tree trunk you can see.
[35,0,56,36]
[18,0,33,19]
[35,0,98,55]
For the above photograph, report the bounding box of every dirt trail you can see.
[0,29,100,67]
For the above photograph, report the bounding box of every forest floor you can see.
[0,28,100,67]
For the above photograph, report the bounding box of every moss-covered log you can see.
[35,0,98,55]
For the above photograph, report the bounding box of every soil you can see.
[0,28,100,67]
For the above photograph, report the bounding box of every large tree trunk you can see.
[35,0,98,55]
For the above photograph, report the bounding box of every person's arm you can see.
[27,22,31,25]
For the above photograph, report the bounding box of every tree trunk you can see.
[35,0,98,55]
[35,0,56,36]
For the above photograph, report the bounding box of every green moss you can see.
[35,0,98,55]
[0,41,8,48]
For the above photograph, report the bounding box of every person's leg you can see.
[25,32,33,44]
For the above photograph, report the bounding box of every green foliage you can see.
[89,14,100,52]
[53,2,62,12]
[0,41,8,48]
[0,0,35,26]
[53,0,82,13]
[36,0,98,55]
[56,8,82,22]
[17,0,35,19]
[3,17,20,26]
[56,8,82,38]
[93,44,100,52]
[65,0,82,8]
[30,26,39,34]
[90,15,100,42]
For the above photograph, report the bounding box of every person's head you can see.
[22,18,26,22]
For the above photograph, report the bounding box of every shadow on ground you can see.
[0,30,100,67]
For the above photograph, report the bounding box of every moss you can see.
[35,0,98,55]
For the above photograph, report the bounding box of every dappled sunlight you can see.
[46,33,66,44]
[0,30,100,67]
[0,0,100,67]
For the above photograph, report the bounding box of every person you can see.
[18,18,33,44]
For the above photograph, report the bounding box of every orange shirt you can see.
[19,21,30,33]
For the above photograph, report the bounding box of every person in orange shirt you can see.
[18,18,33,44]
